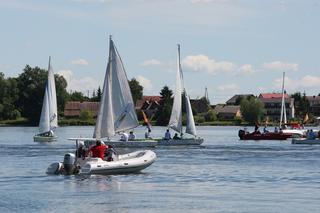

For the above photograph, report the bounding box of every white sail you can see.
[39,83,50,134]
[280,72,287,127]
[47,58,58,129]
[185,93,197,136]
[93,56,115,139]
[94,37,139,139]
[39,57,58,133]
[168,44,183,134]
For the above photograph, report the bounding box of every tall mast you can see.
[205,87,209,102]
[280,72,287,127]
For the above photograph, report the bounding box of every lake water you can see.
[0,126,320,213]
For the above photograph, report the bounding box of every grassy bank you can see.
[58,118,96,126]
[0,117,30,126]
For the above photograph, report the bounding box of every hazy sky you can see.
[0,0,319,103]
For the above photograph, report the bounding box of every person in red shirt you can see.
[89,140,107,160]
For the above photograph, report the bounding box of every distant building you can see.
[258,93,294,121]
[135,96,161,119]
[190,98,210,113]
[306,96,320,116]
[213,104,241,120]
[64,101,99,117]
[226,94,255,105]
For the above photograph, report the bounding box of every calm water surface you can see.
[0,126,319,213]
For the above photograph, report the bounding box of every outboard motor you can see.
[46,162,63,175]
[63,153,77,175]
[238,129,245,140]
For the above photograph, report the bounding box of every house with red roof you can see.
[258,93,295,120]
[135,96,161,119]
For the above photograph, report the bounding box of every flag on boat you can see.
[142,110,152,131]
[303,113,309,124]
[264,117,269,126]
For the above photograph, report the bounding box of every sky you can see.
[0,0,319,104]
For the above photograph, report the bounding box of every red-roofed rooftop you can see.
[259,93,290,99]
[135,96,161,109]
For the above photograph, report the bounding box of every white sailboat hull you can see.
[68,137,157,148]
[105,140,157,148]
[34,135,58,142]
[292,138,320,145]
[80,150,156,175]
[157,138,204,146]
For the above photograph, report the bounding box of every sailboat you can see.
[158,44,204,146]
[279,72,306,138]
[34,57,58,142]
[47,37,156,175]
[69,36,157,148]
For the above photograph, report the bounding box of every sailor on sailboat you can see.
[158,44,203,146]
[34,56,58,142]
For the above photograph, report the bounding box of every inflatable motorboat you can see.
[46,139,156,175]
[80,150,156,175]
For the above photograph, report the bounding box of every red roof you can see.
[135,96,161,108]
[141,96,161,102]
[259,93,290,99]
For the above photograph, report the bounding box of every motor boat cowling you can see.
[46,162,63,175]
[63,153,77,175]
[238,129,245,140]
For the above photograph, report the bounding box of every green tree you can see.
[155,86,173,126]
[79,110,93,120]
[234,95,254,105]
[91,87,102,102]
[97,87,102,101]
[69,91,87,102]
[16,65,68,124]
[204,110,217,122]
[16,65,47,124]
[129,78,143,105]
[0,73,20,120]
[292,92,310,118]
[240,97,265,124]
[55,75,68,115]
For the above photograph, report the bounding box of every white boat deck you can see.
[157,138,204,146]
[68,137,157,148]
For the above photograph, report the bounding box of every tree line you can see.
[0,65,174,126]
[0,64,317,126]
[1,65,68,124]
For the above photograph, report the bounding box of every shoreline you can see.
[0,118,318,128]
